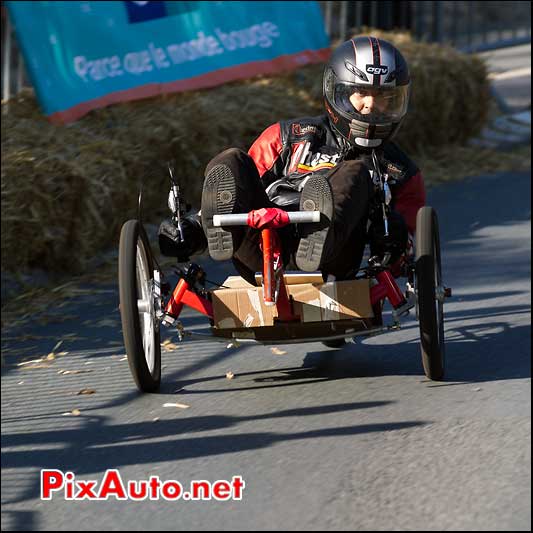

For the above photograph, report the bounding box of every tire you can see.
[119,220,161,392]
[415,207,445,381]
[322,339,346,349]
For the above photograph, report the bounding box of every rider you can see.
[158,36,426,286]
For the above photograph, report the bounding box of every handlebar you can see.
[213,211,320,227]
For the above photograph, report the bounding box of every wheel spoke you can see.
[136,240,156,375]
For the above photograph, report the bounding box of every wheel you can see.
[119,220,161,392]
[415,207,445,380]
[322,338,346,349]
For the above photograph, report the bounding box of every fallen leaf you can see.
[51,281,77,293]
[77,389,96,395]
[94,319,120,328]
[119,356,128,361]
[51,340,64,352]
[46,353,56,361]
[58,369,93,375]
[18,381,24,385]
[58,335,87,342]
[162,339,179,351]
[18,358,44,366]
[163,344,178,351]
[72,288,115,295]
[226,371,235,380]
[270,347,287,355]
[62,409,81,416]
[163,402,190,409]
[20,364,51,370]
[9,334,51,341]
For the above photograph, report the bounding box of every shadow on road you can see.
[1,399,427,505]
[160,320,530,396]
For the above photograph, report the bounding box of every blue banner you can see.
[6,1,330,123]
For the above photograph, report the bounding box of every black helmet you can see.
[323,36,411,149]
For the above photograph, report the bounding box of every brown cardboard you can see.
[223,273,324,288]
[289,284,322,322]
[211,285,278,328]
[222,276,255,289]
[328,280,375,320]
[254,272,324,285]
[212,277,373,330]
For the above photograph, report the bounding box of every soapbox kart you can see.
[118,171,451,393]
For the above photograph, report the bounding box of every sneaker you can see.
[201,164,237,261]
[295,174,334,272]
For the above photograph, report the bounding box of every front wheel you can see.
[119,220,161,392]
[415,207,445,381]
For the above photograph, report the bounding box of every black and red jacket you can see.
[248,114,425,235]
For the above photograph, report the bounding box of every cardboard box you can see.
[212,274,373,330]
[222,273,324,288]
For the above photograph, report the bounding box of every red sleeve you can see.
[248,123,283,179]
[393,171,426,235]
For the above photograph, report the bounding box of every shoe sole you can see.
[296,175,333,272]
[201,164,236,261]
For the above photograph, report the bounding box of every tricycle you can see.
[118,164,451,392]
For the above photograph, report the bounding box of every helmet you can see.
[323,36,411,149]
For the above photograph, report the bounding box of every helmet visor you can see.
[334,83,410,124]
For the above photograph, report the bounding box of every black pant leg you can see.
[321,159,374,278]
[205,147,272,211]
[204,148,277,283]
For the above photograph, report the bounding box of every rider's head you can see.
[323,36,411,150]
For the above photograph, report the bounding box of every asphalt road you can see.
[479,43,531,110]
[1,170,531,531]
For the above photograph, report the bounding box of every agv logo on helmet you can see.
[366,65,389,75]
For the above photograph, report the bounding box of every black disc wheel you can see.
[119,220,161,392]
[415,207,445,381]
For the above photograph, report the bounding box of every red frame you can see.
[164,209,407,323]
[260,228,299,322]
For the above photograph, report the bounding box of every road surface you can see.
[1,170,530,531]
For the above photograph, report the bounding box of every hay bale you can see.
[1,30,490,276]
[1,78,321,274]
